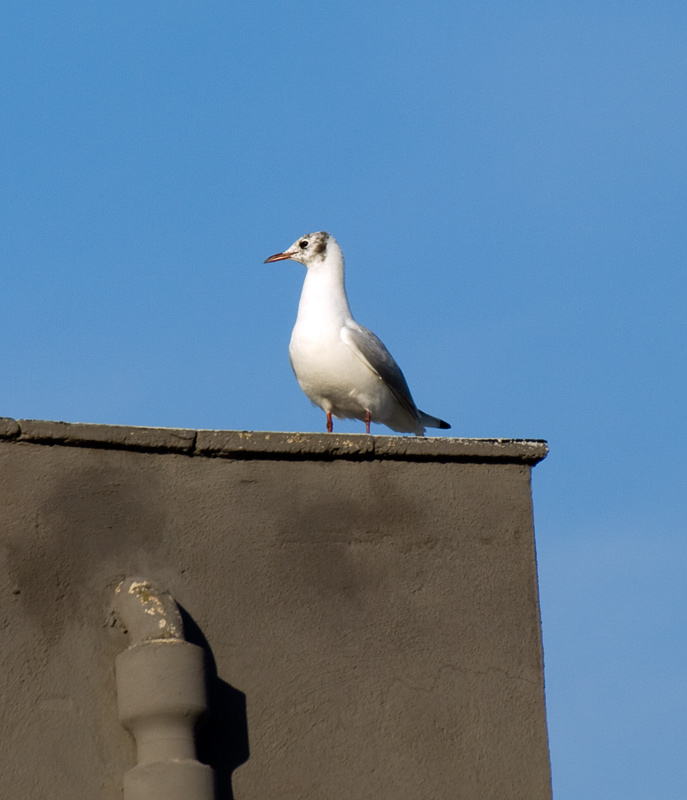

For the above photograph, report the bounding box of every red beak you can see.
[263,251,292,263]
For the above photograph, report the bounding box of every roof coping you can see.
[0,418,548,465]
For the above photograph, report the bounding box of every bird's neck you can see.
[297,251,352,326]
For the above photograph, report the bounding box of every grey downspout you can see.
[113,577,215,800]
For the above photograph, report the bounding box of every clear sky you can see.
[2,3,686,796]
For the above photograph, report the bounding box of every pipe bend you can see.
[113,576,185,645]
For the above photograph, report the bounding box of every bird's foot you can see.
[326,412,333,433]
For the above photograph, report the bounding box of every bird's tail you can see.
[418,411,451,430]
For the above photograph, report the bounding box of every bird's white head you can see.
[264,231,338,268]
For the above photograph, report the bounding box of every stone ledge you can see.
[0,418,548,464]
[11,418,197,453]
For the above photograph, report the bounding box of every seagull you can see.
[264,231,451,436]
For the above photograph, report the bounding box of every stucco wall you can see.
[0,419,550,799]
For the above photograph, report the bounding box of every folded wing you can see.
[340,319,421,423]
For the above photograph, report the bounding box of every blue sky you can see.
[2,3,686,796]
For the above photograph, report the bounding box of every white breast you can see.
[288,257,395,421]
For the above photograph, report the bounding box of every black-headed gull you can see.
[264,231,450,436]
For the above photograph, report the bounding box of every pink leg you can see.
[364,410,371,434]
[326,412,333,433]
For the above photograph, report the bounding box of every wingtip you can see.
[418,412,451,431]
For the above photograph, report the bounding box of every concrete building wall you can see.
[0,419,550,799]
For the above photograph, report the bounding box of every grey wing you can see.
[341,320,420,420]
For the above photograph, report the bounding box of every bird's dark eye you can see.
[299,240,309,249]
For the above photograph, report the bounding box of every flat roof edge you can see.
[0,418,548,465]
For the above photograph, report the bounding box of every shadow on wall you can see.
[179,606,250,800]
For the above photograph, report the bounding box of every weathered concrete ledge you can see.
[0,417,548,464]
